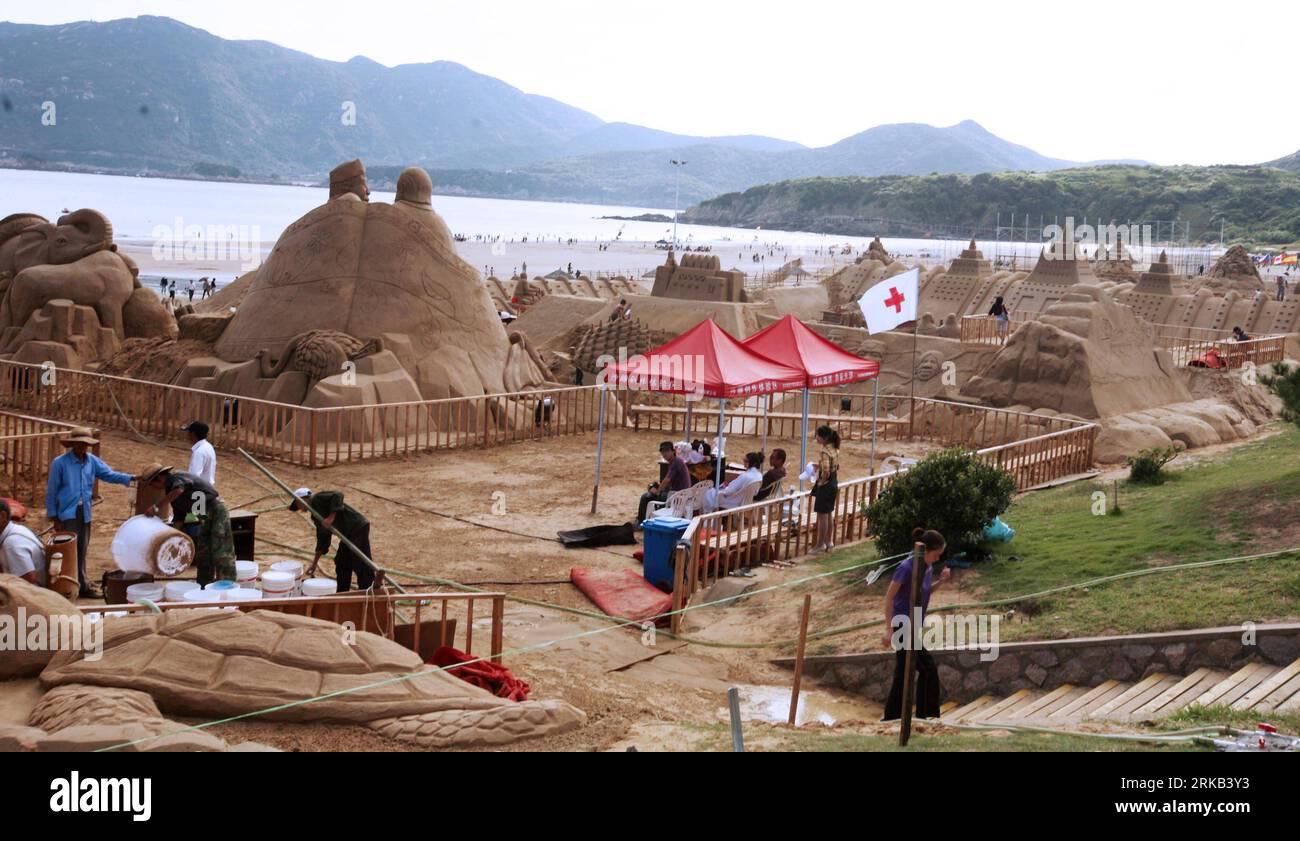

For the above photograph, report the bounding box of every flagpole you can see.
[908,306,919,439]
[871,376,879,469]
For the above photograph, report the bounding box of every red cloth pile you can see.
[430,646,531,701]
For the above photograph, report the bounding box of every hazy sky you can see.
[8,0,1299,165]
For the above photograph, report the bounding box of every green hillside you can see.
[683,165,1300,245]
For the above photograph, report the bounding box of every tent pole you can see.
[762,393,770,455]
[685,398,693,440]
[799,387,810,492]
[590,385,607,514]
[870,376,879,470]
[715,399,727,488]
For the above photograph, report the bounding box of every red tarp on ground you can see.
[571,567,673,627]
[742,315,880,387]
[429,646,531,702]
[601,319,807,399]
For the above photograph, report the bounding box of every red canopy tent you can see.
[594,319,807,511]
[742,315,882,478]
[603,318,807,398]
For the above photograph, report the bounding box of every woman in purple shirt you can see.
[881,528,951,721]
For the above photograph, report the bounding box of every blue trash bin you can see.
[641,516,692,593]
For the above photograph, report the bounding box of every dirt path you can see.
[50,427,903,750]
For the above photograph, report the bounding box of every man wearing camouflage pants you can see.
[140,463,236,586]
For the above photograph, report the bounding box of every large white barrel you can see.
[111,515,195,576]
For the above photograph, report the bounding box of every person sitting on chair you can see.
[704,451,765,512]
[754,449,788,502]
[636,441,690,526]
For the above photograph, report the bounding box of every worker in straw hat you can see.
[140,463,236,587]
[45,427,137,598]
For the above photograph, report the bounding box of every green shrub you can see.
[864,447,1016,558]
[1126,446,1179,485]
[1262,362,1300,427]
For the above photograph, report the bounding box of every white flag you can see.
[858,268,919,334]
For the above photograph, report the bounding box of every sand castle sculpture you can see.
[650,250,747,303]
[0,575,584,751]
[109,161,556,414]
[908,235,1300,340]
[0,210,176,369]
[960,284,1272,460]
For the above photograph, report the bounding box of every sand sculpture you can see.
[960,285,1271,461]
[108,162,554,411]
[910,237,1300,339]
[0,577,584,751]
[0,209,175,369]
[651,250,747,303]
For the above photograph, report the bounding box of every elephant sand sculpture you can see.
[0,210,142,339]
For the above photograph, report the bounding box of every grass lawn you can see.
[824,425,1300,642]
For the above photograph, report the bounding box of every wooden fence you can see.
[0,411,79,503]
[0,359,619,468]
[667,418,1097,632]
[80,589,507,662]
[959,312,1032,345]
[1158,332,1286,369]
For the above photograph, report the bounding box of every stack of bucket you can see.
[267,561,305,596]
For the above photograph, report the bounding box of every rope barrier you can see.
[95,553,899,751]
[91,538,1299,751]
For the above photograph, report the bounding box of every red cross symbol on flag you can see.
[857,268,919,334]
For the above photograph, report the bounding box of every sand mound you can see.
[1196,245,1266,294]
[195,272,255,314]
[961,285,1191,418]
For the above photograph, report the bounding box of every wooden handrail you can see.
[79,590,507,662]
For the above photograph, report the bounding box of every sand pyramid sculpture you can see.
[1195,245,1267,295]
[213,162,548,401]
[1131,251,1181,295]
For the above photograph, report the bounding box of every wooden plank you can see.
[1088,673,1168,719]
[1131,668,1216,717]
[1254,671,1300,713]
[1023,686,1090,719]
[1231,658,1300,711]
[1111,676,1183,719]
[1006,684,1076,720]
[1195,662,1267,708]
[941,694,996,723]
[966,689,1034,722]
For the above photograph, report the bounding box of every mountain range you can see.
[1,15,1294,208]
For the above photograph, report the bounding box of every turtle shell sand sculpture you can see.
[39,607,585,748]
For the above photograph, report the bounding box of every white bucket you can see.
[301,578,336,598]
[269,561,304,595]
[183,588,221,603]
[111,515,195,576]
[227,588,263,602]
[260,571,295,599]
[235,560,259,585]
[125,582,164,603]
[164,581,200,602]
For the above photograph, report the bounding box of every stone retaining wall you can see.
[774,623,1300,704]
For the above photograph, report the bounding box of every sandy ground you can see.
[30,425,937,751]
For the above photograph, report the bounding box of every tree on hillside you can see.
[865,447,1016,558]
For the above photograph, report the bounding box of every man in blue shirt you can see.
[45,427,136,598]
